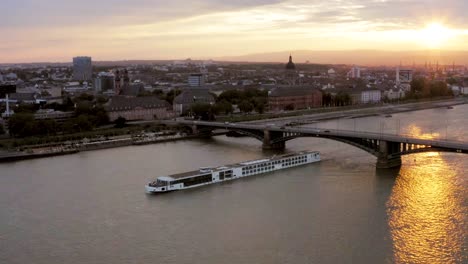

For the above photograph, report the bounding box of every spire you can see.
[285,54,296,70]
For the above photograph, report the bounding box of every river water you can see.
[1,105,467,264]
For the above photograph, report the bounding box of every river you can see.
[0,105,467,264]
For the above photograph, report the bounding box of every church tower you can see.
[285,55,297,85]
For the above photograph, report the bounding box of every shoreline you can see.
[246,97,468,124]
[0,132,226,163]
[0,98,466,163]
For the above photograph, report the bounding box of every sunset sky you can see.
[2,0,468,63]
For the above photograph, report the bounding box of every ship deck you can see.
[163,151,318,180]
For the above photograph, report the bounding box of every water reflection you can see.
[405,124,440,140]
[387,153,465,263]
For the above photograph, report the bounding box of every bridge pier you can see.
[376,141,402,169]
[191,125,213,138]
[263,130,285,150]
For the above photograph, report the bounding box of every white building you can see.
[347,66,361,79]
[188,73,205,87]
[360,90,381,104]
[460,86,468,95]
[384,88,406,100]
[64,81,90,93]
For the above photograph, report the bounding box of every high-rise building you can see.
[72,56,92,81]
[188,73,205,87]
[95,72,115,93]
[347,66,361,79]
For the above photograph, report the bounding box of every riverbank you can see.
[0,132,227,163]
[1,97,465,163]
[245,97,468,125]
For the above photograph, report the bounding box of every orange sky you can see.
[1,0,468,63]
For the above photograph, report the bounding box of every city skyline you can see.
[2,0,468,63]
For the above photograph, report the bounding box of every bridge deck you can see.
[161,120,468,152]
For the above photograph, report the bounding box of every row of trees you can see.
[8,93,110,138]
[189,88,269,120]
[409,77,452,98]
[322,92,352,106]
[216,88,268,114]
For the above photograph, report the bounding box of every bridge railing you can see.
[163,120,468,150]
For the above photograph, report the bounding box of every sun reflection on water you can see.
[387,153,466,263]
[404,124,440,140]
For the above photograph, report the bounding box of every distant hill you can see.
[217,50,468,66]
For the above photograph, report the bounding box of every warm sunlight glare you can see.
[419,23,455,49]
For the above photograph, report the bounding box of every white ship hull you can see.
[146,151,320,193]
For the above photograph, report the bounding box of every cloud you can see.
[1,0,468,62]
[0,0,284,28]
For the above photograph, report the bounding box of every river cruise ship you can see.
[146,151,320,193]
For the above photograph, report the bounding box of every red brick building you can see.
[268,86,322,112]
[106,96,174,121]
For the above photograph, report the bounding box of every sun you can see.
[419,23,455,49]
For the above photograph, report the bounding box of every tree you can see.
[14,104,38,114]
[75,115,93,132]
[96,95,108,105]
[217,90,243,104]
[410,77,427,95]
[238,100,254,113]
[213,100,233,115]
[165,89,181,104]
[190,103,213,120]
[252,97,267,114]
[36,119,58,136]
[114,116,127,128]
[94,106,109,126]
[430,81,451,97]
[8,113,36,137]
[322,93,333,106]
[76,93,94,102]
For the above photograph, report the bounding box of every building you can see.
[347,66,361,79]
[64,81,90,93]
[72,56,92,81]
[351,90,382,104]
[120,82,144,96]
[106,96,173,122]
[461,86,468,95]
[396,68,413,85]
[34,109,75,122]
[384,88,406,101]
[285,55,297,85]
[188,73,205,87]
[115,70,122,94]
[327,68,336,78]
[268,86,322,112]
[95,72,115,93]
[173,89,216,115]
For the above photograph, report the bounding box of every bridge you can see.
[161,120,468,169]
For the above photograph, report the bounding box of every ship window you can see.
[179,173,212,187]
